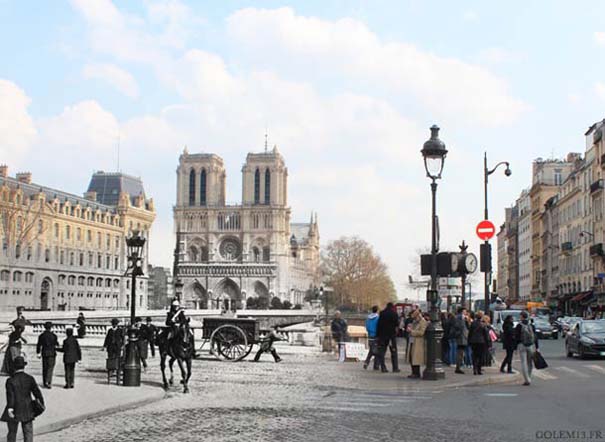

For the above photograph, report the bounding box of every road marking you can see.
[553,366,590,378]
[584,364,605,374]
[484,393,518,397]
[533,370,558,380]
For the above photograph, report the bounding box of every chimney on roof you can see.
[84,191,97,202]
[16,172,32,184]
[0,165,7,178]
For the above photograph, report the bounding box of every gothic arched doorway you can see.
[214,278,241,311]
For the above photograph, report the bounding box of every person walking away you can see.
[407,309,428,379]
[1,326,27,376]
[452,307,469,374]
[102,319,123,375]
[363,306,380,370]
[500,315,515,373]
[144,317,156,358]
[36,322,58,388]
[76,313,86,339]
[468,311,489,375]
[1,356,44,442]
[377,302,401,373]
[134,317,149,372]
[254,326,284,362]
[330,311,348,363]
[446,313,457,368]
[515,311,537,386]
[57,327,81,389]
[464,311,474,368]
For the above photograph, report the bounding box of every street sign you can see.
[476,220,496,241]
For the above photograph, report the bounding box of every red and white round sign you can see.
[476,220,495,241]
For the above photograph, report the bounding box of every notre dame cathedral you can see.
[173,145,320,310]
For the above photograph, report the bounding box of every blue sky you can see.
[2,0,605,299]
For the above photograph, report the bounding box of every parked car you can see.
[532,317,558,339]
[565,320,605,359]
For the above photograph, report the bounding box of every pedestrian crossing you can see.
[531,364,605,381]
[314,391,432,412]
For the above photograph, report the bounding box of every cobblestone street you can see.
[33,344,530,442]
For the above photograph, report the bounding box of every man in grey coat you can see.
[452,307,469,374]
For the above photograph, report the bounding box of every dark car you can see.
[533,318,558,340]
[566,320,605,359]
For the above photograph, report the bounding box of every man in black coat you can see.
[143,316,156,358]
[1,356,44,442]
[377,302,400,373]
[57,327,82,389]
[36,321,59,388]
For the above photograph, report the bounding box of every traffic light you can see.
[480,243,492,272]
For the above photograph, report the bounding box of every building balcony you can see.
[590,243,604,257]
[561,242,573,254]
[590,179,604,194]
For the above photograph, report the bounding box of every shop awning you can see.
[571,291,593,302]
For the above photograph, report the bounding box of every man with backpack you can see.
[514,311,538,386]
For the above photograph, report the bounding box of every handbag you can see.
[489,329,498,342]
[533,350,548,370]
[31,398,45,418]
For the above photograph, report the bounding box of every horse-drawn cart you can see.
[201,317,260,362]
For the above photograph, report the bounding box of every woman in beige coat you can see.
[407,310,428,379]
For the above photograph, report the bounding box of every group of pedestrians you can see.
[362,303,402,373]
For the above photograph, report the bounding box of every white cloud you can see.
[477,47,526,65]
[0,79,37,166]
[594,32,605,46]
[595,82,605,100]
[83,63,140,98]
[226,7,528,126]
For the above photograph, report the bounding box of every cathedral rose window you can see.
[219,238,242,261]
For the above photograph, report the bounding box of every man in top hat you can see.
[1,356,45,442]
[57,327,81,389]
[36,322,59,388]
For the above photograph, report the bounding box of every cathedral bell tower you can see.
[241,145,287,207]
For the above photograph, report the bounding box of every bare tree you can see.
[0,184,48,291]
[321,236,396,312]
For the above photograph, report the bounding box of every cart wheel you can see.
[210,325,248,362]
[242,343,254,359]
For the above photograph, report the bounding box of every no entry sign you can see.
[476,220,496,241]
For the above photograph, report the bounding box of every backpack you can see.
[520,323,535,347]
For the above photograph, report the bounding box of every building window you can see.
[79,253,84,266]
[106,234,110,249]
[69,252,74,266]
[68,275,75,286]
[115,256,119,270]
[106,255,111,269]
[262,246,270,262]
[45,249,50,263]
[97,232,101,247]
[0,270,9,281]
[65,225,71,239]
[60,250,64,265]
[254,168,260,204]
[38,219,44,234]
[76,227,81,241]
[265,168,271,204]
[189,169,196,206]
[54,223,59,239]
[13,271,22,282]
[87,230,92,242]
[78,276,85,286]
[200,168,207,206]
[97,254,102,268]
[25,272,33,283]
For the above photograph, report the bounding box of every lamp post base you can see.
[422,320,445,381]
[122,326,141,387]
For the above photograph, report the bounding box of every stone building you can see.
[173,147,320,310]
[517,189,532,301]
[0,167,155,311]
[147,265,174,309]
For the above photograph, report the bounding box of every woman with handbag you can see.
[0,356,45,442]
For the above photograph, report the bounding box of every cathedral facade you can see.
[173,147,320,310]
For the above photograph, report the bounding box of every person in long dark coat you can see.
[330,311,348,362]
[57,328,81,389]
[0,356,44,442]
[500,315,515,373]
[36,322,59,388]
[76,313,86,339]
[102,319,123,372]
[1,326,27,376]
[468,312,490,375]
[134,317,149,371]
[376,302,400,373]
[144,317,156,358]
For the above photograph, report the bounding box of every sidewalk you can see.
[0,349,165,438]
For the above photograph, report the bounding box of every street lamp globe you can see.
[421,125,448,180]
[126,230,146,260]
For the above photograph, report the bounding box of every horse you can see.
[156,326,194,393]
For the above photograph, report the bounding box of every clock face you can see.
[465,253,478,273]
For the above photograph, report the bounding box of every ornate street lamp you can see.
[420,125,447,380]
[123,230,146,387]
[483,154,511,312]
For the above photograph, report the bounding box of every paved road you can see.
[35,339,605,442]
